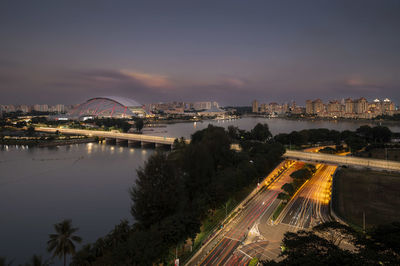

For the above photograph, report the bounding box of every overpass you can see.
[35,127,400,171]
[36,127,189,148]
[284,150,400,172]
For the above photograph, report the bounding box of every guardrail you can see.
[284,150,400,172]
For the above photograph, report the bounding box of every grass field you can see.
[333,168,400,228]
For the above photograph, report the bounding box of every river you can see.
[0,117,399,264]
[144,117,400,138]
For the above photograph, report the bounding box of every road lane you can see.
[195,161,303,266]
[279,164,336,229]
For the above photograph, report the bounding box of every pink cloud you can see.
[346,76,365,86]
[120,70,172,88]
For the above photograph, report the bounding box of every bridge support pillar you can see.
[155,143,170,149]
[105,138,116,144]
[141,141,156,148]
[116,139,128,145]
[128,140,141,147]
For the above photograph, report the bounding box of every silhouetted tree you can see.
[23,254,51,266]
[47,219,82,266]
[0,257,13,266]
[250,123,272,142]
[135,119,144,132]
[281,183,295,196]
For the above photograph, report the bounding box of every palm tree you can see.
[24,254,50,266]
[47,219,82,266]
[0,257,13,266]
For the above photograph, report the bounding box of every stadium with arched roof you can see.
[68,96,145,120]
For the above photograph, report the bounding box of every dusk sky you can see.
[1,0,400,106]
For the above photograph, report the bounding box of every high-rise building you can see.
[313,99,324,114]
[252,100,258,113]
[1,105,16,113]
[354,97,368,114]
[327,100,341,113]
[306,100,313,114]
[382,98,395,114]
[18,105,30,113]
[33,104,49,112]
[192,101,212,110]
[53,104,65,113]
[345,98,353,114]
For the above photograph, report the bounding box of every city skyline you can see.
[1,0,400,105]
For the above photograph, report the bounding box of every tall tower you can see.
[252,100,259,113]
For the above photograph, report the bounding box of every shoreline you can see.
[143,115,400,128]
[242,114,400,125]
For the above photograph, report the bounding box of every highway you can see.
[277,164,337,229]
[284,150,400,172]
[187,161,303,266]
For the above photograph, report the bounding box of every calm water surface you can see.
[145,117,400,138]
[0,143,151,264]
[1,117,399,264]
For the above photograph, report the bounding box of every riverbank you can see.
[146,116,239,125]
[243,114,400,127]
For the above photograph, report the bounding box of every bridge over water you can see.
[36,127,188,148]
[36,127,400,171]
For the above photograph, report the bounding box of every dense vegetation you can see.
[274,125,393,152]
[263,221,400,265]
[278,164,316,203]
[375,113,400,121]
[69,123,284,265]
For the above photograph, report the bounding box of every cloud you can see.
[326,76,386,97]
[218,76,247,88]
[69,69,173,89]
[71,69,173,88]
[346,77,365,86]
[120,70,172,88]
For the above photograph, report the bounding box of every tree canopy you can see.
[72,123,285,265]
[262,221,400,266]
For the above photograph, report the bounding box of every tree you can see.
[47,219,82,266]
[250,123,272,142]
[290,168,312,180]
[281,183,295,196]
[130,152,181,228]
[24,255,51,266]
[358,222,400,264]
[72,124,286,264]
[135,119,144,132]
[356,125,373,142]
[313,221,357,246]
[371,126,391,143]
[277,192,290,203]
[0,257,13,266]
[319,147,336,154]
[345,136,365,152]
[262,230,361,266]
[27,126,35,136]
[262,221,400,266]
[227,125,241,141]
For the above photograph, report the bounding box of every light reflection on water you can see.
[0,142,152,265]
